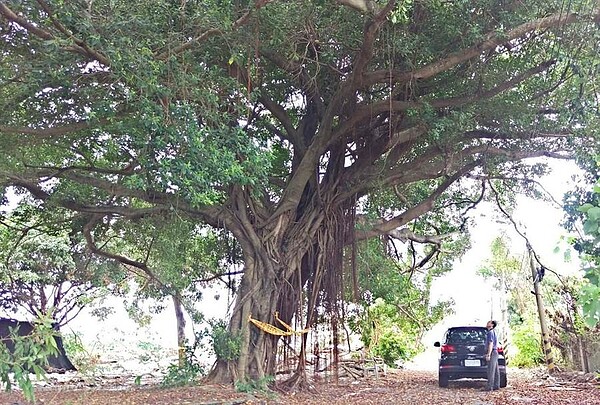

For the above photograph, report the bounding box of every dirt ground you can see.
[1,368,598,405]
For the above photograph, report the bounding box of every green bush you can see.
[372,331,406,367]
[354,299,420,368]
[211,320,241,361]
[161,345,205,387]
[511,321,545,368]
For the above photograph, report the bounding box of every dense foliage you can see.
[575,175,600,328]
[510,319,546,368]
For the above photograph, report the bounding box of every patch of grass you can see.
[235,375,276,399]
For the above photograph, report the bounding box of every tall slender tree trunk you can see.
[172,294,187,366]
[529,248,555,373]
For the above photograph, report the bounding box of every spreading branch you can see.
[364,9,600,86]
[156,0,274,60]
[0,120,106,139]
[0,2,110,66]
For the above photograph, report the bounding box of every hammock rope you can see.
[248,311,310,336]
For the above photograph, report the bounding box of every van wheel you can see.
[500,373,507,388]
[439,373,449,388]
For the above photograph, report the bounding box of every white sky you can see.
[427,159,582,341]
[407,159,584,370]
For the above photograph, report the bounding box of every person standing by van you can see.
[482,320,500,391]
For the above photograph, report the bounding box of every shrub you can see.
[161,345,205,387]
[511,321,545,368]
[211,320,241,361]
[0,318,58,402]
[372,330,407,367]
[62,332,101,375]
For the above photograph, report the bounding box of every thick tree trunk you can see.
[206,189,340,385]
[207,256,284,383]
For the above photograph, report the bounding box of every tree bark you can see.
[207,254,283,383]
[206,202,328,385]
[172,294,187,366]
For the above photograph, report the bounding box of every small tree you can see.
[0,206,124,326]
[348,236,454,366]
[478,235,534,323]
[103,214,242,367]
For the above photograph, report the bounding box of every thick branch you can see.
[6,175,169,217]
[389,227,456,245]
[257,95,301,147]
[156,0,274,60]
[464,129,574,139]
[0,3,53,40]
[364,9,600,86]
[269,2,399,219]
[227,56,307,151]
[340,59,557,136]
[0,2,110,66]
[195,270,245,284]
[260,48,325,115]
[82,215,166,289]
[0,120,104,139]
[339,137,574,207]
[35,0,111,66]
[356,161,479,241]
[350,0,397,84]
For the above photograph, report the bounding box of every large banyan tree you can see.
[1,0,599,385]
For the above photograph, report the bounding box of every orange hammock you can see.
[248,311,310,336]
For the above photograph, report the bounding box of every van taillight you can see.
[441,344,456,354]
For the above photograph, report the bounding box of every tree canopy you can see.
[1,0,599,384]
[0,203,124,325]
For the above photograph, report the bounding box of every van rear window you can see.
[446,328,487,344]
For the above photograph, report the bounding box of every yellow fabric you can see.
[248,312,310,336]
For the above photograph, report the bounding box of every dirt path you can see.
[1,368,598,404]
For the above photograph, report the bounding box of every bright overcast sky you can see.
[429,158,583,334]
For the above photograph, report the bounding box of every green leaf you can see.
[583,219,599,235]
[587,206,600,221]
[577,203,595,213]
[580,284,600,328]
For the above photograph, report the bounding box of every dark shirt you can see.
[486,328,498,351]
